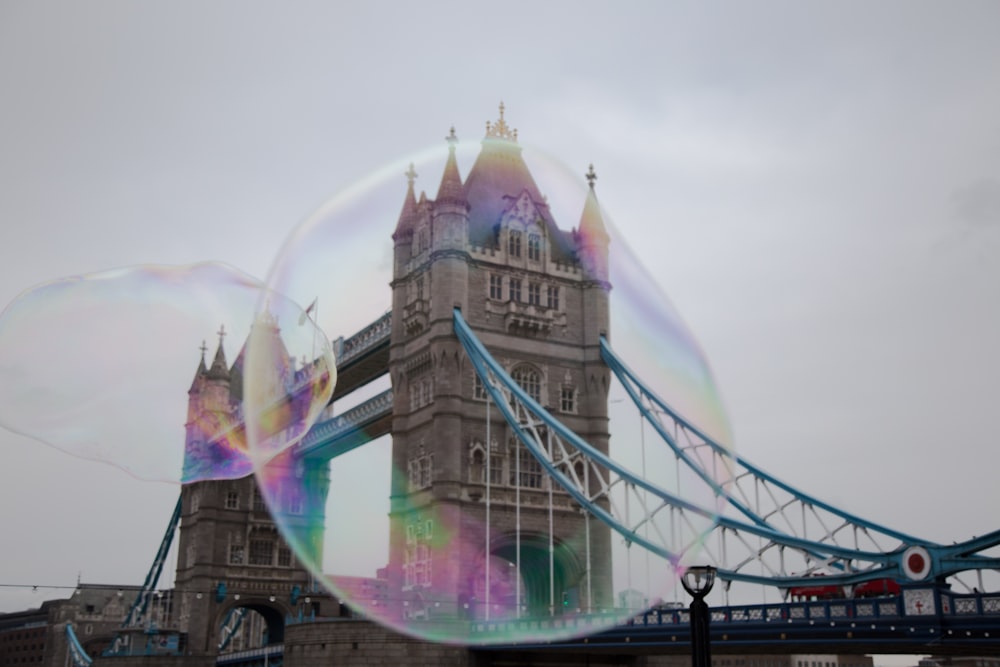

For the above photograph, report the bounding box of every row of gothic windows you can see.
[489,273,560,309]
[468,440,587,491]
[469,445,544,489]
[228,541,293,567]
[221,488,303,515]
[473,369,577,413]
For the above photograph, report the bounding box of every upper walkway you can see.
[330,311,390,401]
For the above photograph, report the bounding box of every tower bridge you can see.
[55,108,1000,666]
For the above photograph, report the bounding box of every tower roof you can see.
[393,163,419,240]
[206,325,230,381]
[435,127,465,203]
[578,164,609,242]
[189,341,208,392]
[462,104,575,261]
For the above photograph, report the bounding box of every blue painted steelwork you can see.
[598,335,1000,585]
[600,336,923,544]
[472,589,1000,653]
[64,623,93,667]
[334,311,391,367]
[218,607,247,651]
[454,309,887,585]
[296,388,393,459]
[452,309,1000,590]
[122,495,182,628]
[104,495,182,656]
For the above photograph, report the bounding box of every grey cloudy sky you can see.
[1,2,999,653]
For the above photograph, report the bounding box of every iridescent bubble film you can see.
[0,262,333,483]
[247,116,734,645]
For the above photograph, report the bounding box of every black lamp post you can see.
[681,566,716,667]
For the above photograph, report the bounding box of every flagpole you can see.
[311,298,318,363]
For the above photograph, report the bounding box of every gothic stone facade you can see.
[386,112,613,621]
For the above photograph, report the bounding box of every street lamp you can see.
[681,566,716,667]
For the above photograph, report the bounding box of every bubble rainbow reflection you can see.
[246,124,734,644]
[0,262,334,483]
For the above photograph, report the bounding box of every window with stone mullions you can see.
[527,233,541,261]
[252,487,266,513]
[420,455,433,487]
[473,373,488,400]
[489,452,504,485]
[513,446,543,489]
[547,285,560,310]
[248,540,273,566]
[508,230,522,257]
[409,453,433,489]
[229,545,245,565]
[512,366,541,403]
[560,386,576,413]
[528,282,541,306]
[489,274,503,300]
[509,278,522,303]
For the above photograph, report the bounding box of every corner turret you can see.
[393,163,419,242]
[432,127,470,252]
[188,341,208,395]
[575,164,610,285]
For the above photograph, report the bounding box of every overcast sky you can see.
[1,2,999,659]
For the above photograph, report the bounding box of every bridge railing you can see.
[334,312,391,367]
[463,591,1000,638]
[215,644,283,665]
[297,389,393,455]
[943,590,1000,616]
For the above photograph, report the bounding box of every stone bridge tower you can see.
[387,106,613,622]
[173,327,334,656]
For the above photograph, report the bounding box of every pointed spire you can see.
[189,340,209,392]
[436,126,465,203]
[579,164,609,242]
[206,324,230,381]
[393,163,419,239]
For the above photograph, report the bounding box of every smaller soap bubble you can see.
[0,262,333,484]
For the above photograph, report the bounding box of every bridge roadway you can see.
[477,591,1000,657]
[215,591,1000,666]
[330,312,390,402]
[294,313,393,459]
[290,313,393,460]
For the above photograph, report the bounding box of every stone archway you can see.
[214,598,289,652]
[470,532,586,619]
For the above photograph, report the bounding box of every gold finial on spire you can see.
[405,163,417,186]
[586,164,597,190]
[216,324,226,344]
[200,340,208,357]
[485,101,517,142]
[446,126,458,148]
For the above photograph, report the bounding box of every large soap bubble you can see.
[0,262,333,483]
[246,116,733,645]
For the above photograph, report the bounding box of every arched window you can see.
[470,447,485,483]
[511,365,541,403]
